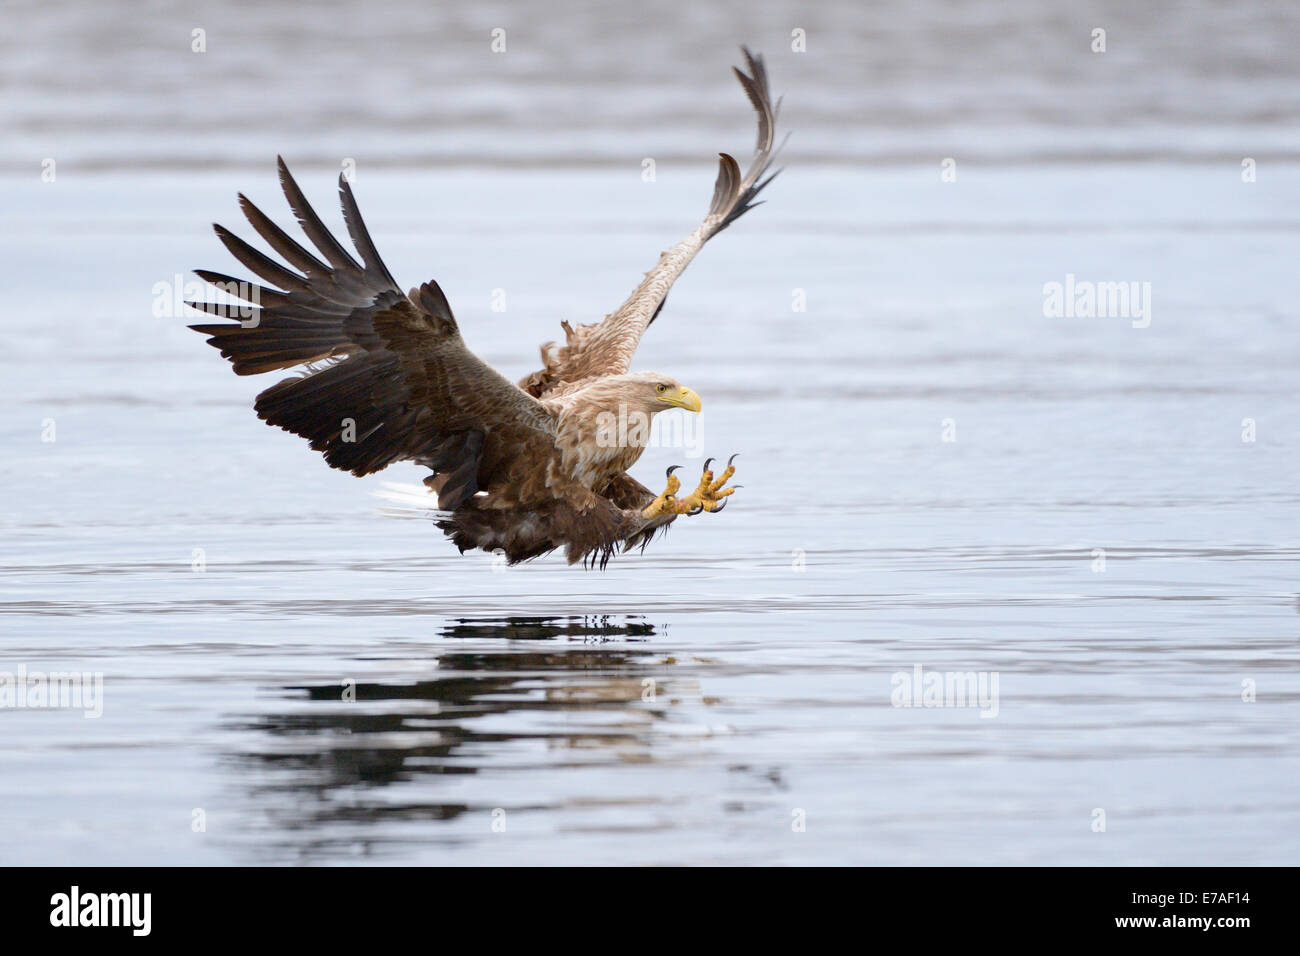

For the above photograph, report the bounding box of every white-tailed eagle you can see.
[188,48,780,568]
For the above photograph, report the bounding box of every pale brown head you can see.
[600,371,701,417]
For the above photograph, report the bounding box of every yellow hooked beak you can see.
[658,385,702,413]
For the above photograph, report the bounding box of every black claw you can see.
[731,485,744,490]
[703,457,715,472]
[667,465,682,478]
[687,505,703,516]
[712,499,727,513]
[727,453,739,467]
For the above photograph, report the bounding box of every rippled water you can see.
[3,0,1300,865]
[4,162,1299,865]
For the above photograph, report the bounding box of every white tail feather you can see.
[372,481,446,520]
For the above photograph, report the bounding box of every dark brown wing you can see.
[520,47,782,396]
[188,159,556,507]
[188,156,398,374]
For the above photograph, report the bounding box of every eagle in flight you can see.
[188,48,780,568]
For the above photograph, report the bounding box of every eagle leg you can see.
[680,454,737,514]
[648,455,739,517]
[641,465,684,520]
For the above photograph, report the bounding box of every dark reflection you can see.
[441,615,655,641]
[225,616,676,859]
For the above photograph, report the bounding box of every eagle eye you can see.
[656,384,668,393]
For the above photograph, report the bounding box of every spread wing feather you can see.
[187,158,555,509]
[520,46,782,396]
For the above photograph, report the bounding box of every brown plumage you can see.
[187,47,781,567]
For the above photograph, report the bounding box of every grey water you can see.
[2,0,1299,865]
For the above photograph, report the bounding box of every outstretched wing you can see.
[188,158,556,509]
[520,46,781,397]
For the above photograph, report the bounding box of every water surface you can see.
[2,0,1299,866]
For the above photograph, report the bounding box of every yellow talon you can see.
[642,468,682,519]
[641,457,739,519]
[708,461,735,495]
[674,456,738,514]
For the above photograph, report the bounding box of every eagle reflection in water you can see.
[226,616,690,856]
